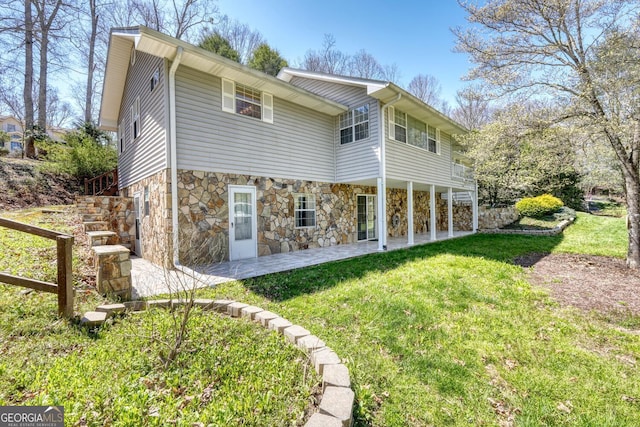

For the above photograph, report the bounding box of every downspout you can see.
[378,93,401,251]
[169,47,183,267]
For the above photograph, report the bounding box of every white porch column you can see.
[472,182,479,232]
[430,184,437,241]
[407,181,414,245]
[447,187,454,238]
[377,177,386,250]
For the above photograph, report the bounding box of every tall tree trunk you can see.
[84,0,98,123]
[23,0,35,159]
[34,0,63,145]
[625,120,640,268]
[624,172,640,268]
[37,31,48,133]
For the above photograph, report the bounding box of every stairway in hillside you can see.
[85,168,118,196]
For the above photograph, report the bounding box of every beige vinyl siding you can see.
[174,66,335,182]
[118,52,168,188]
[386,129,474,190]
[288,78,381,182]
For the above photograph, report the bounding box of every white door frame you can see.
[357,194,377,241]
[228,185,258,260]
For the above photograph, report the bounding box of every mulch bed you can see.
[514,253,640,318]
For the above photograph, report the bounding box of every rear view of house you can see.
[99,26,477,267]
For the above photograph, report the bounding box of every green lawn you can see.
[1,210,638,426]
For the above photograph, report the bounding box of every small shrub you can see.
[516,194,564,218]
[0,147,9,157]
[552,206,576,221]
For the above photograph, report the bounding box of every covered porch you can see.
[131,229,474,298]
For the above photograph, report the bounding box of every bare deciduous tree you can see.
[452,86,493,131]
[455,0,640,267]
[212,15,264,64]
[348,49,384,79]
[130,0,218,41]
[407,74,442,106]
[301,34,349,75]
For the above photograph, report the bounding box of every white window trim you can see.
[294,194,316,228]
[118,122,125,153]
[339,104,369,144]
[390,107,407,143]
[130,96,140,141]
[221,78,273,123]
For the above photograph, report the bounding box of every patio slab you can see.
[130,231,473,298]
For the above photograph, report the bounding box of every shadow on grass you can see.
[240,231,564,302]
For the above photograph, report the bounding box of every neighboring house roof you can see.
[278,68,468,136]
[100,26,347,131]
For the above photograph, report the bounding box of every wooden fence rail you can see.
[0,217,74,318]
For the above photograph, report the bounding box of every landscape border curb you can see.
[479,217,575,236]
[83,298,354,427]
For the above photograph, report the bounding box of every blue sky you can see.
[217,0,472,106]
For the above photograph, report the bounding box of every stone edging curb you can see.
[479,217,575,236]
[80,299,354,427]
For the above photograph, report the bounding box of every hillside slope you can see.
[0,158,80,210]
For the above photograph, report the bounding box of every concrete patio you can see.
[131,230,474,298]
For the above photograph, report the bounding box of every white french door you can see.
[357,195,377,241]
[228,185,257,260]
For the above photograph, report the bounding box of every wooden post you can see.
[57,235,74,318]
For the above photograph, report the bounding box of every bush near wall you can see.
[516,194,564,218]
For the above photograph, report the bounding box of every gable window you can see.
[221,78,273,123]
[339,104,369,144]
[294,194,316,228]
[130,97,140,140]
[150,69,159,91]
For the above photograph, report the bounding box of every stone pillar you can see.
[407,181,414,245]
[448,187,454,238]
[92,245,132,300]
[430,184,437,241]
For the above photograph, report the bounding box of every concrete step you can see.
[83,221,110,232]
[86,230,118,247]
[83,213,104,222]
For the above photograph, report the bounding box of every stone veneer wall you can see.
[174,170,475,265]
[121,169,173,267]
[76,195,135,246]
[478,206,519,229]
[176,170,377,264]
[386,189,473,237]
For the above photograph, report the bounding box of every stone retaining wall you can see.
[478,206,519,230]
[76,195,135,247]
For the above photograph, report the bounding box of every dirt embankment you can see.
[0,157,80,210]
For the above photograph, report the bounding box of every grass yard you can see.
[1,210,639,426]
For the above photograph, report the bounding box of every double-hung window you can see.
[388,107,408,143]
[130,97,140,140]
[339,104,369,144]
[427,125,440,154]
[294,194,316,228]
[221,78,274,123]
